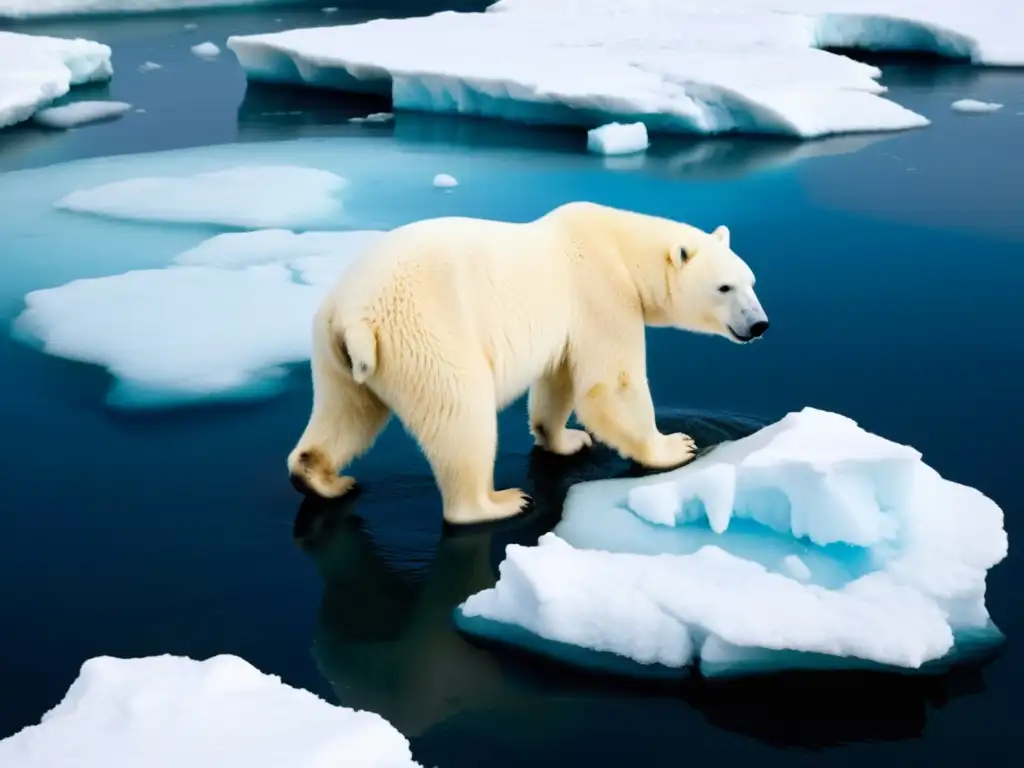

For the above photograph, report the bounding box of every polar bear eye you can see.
[718,285,732,294]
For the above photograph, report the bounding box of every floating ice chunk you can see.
[951,98,1004,113]
[782,554,812,581]
[0,1,312,19]
[227,0,1024,139]
[322,6,338,12]
[0,654,422,767]
[587,122,649,156]
[54,166,347,229]
[184,22,198,30]
[433,173,458,188]
[33,100,132,129]
[457,407,1008,677]
[191,41,221,59]
[0,31,112,129]
[14,229,383,408]
[138,61,162,72]
[349,111,394,124]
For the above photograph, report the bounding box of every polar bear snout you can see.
[747,319,770,339]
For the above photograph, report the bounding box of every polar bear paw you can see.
[541,427,593,456]
[444,488,533,526]
[642,432,697,469]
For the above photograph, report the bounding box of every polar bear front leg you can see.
[571,359,696,469]
[528,362,593,456]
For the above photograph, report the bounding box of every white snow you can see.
[0,654,422,768]
[432,173,458,188]
[190,41,221,59]
[138,60,162,73]
[13,229,384,408]
[0,1,310,19]
[458,407,1008,677]
[0,31,112,130]
[587,122,649,155]
[226,1,1024,139]
[33,100,132,129]
[951,98,1004,113]
[54,165,347,229]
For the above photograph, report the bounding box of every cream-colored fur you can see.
[288,201,768,525]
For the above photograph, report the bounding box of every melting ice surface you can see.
[0,1,310,19]
[0,32,112,129]
[457,408,1008,678]
[227,0,1023,139]
[14,229,384,408]
[0,655,422,767]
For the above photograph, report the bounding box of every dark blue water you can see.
[1,6,1022,765]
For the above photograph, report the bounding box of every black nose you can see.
[748,320,769,339]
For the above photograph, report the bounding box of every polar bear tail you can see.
[337,319,377,385]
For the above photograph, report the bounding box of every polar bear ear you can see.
[668,244,691,268]
[712,225,730,247]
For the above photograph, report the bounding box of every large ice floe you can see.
[0,654,422,767]
[0,31,112,129]
[0,1,309,20]
[227,0,1023,139]
[13,229,383,408]
[457,408,1008,678]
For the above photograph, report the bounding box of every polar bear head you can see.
[659,224,769,343]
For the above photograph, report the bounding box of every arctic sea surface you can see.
[0,4,1022,766]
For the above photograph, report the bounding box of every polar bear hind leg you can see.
[287,337,391,499]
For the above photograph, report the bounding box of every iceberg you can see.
[0,654,422,768]
[32,100,133,129]
[457,408,1008,678]
[0,31,112,130]
[227,0,1023,139]
[13,229,384,408]
[0,1,310,20]
[54,165,347,229]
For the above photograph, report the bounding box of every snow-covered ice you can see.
[587,122,649,155]
[13,229,383,408]
[0,1,310,19]
[190,41,221,59]
[0,31,112,130]
[951,99,1004,114]
[457,408,1008,678]
[33,100,132,129]
[0,654,422,767]
[227,0,1024,139]
[432,173,458,188]
[54,166,347,229]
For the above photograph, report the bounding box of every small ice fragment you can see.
[32,101,132,129]
[349,112,393,124]
[183,22,198,31]
[135,108,146,114]
[951,99,1003,113]
[433,173,458,188]
[138,61,162,73]
[781,554,812,582]
[322,6,339,12]
[587,122,649,156]
[191,42,220,59]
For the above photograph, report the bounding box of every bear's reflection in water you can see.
[292,410,999,763]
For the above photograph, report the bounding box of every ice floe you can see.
[226,0,1024,139]
[0,654,422,768]
[0,31,112,130]
[457,407,1008,678]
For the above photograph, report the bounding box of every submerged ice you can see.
[14,229,384,408]
[0,654,422,768]
[457,408,1008,677]
[227,0,1023,139]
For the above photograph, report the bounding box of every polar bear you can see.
[287,201,768,525]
